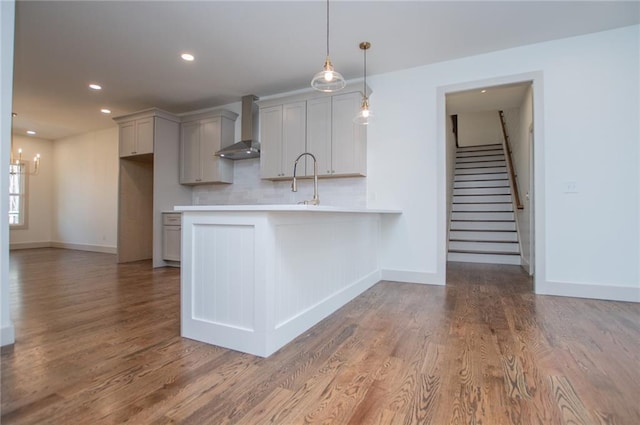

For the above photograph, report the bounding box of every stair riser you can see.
[456,155,505,163]
[451,212,514,221]
[449,241,520,253]
[456,161,506,169]
[455,173,509,181]
[454,187,511,195]
[452,203,513,212]
[456,167,507,175]
[453,195,512,203]
[457,150,504,158]
[454,180,509,189]
[449,230,518,242]
[456,144,502,153]
[450,221,516,231]
[447,252,521,265]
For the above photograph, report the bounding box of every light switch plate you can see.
[564,181,578,193]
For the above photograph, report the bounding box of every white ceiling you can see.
[11,1,640,140]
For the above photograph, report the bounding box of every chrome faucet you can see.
[291,152,320,205]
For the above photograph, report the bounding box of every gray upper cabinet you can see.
[115,111,162,158]
[258,89,367,180]
[179,110,237,185]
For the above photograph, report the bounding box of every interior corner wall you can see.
[505,86,534,271]
[52,127,119,253]
[371,25,639,301]
[9,135,54,249]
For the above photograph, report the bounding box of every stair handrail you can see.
[498,110,523,210]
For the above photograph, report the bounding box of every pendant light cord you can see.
[326,0,330,57]
[363,45,367,95]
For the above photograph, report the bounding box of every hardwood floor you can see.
[2,248,639,424]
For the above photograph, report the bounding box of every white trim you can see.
[537,280,640,303]
[51,242,117,254]
[381,269,445,286]
[10,241,51,250]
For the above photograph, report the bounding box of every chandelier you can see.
[10,113,40,175]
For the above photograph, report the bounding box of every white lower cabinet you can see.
[259,89,366,180]
[162,213,181,265]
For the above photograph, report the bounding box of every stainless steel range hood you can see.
[215,95,260,160]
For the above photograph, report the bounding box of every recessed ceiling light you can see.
[181,53,195,62]
[89,83,102,90]
[101,108,112,114]
[26,130,36,135]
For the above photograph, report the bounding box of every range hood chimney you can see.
[215,95,260,160]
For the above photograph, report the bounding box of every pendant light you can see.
[354,41,372,125]
[311,0,346,92]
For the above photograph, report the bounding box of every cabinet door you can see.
[282,101,307,178]
[135,117,154,155]
[163,225,181,261]
[306,97,332,176]
[180,121,201,184]
[199,118,233,184]
[332,92,366,176]
[119,121,136,157]
[199,118,220,183]
[259,105,284,179]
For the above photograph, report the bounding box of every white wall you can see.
[369,25,639,301]
[457,110,503,147]
[1,0,16,346]
[52,127,119,252]
[503,86,534,272]
[9,135,54,249]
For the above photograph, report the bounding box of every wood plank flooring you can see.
[2,248,639,424]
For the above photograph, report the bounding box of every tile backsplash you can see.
[193,158,367,207]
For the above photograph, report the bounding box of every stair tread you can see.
[448,249,520,256]
[450,229,517,232]
[451,220,516,223]
[449,239,518,243]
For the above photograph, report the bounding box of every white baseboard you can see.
[1,324,15,346]
[10,241,117,255]
[381,269,445,286]
[536,280,640,303]
[10,241,52,250]
[51,242,117,255]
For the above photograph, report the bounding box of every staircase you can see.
[448,143,521,265]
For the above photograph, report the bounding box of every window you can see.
[9,163,26,227]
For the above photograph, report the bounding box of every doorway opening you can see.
[438,72,544,291]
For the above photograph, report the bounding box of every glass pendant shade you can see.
[353,97,373,125]
[311,57,346,92]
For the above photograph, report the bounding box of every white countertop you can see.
[174,204,401,214]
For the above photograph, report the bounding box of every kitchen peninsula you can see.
[175,204,401,357]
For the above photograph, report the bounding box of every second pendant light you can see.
[354,41,372,125]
